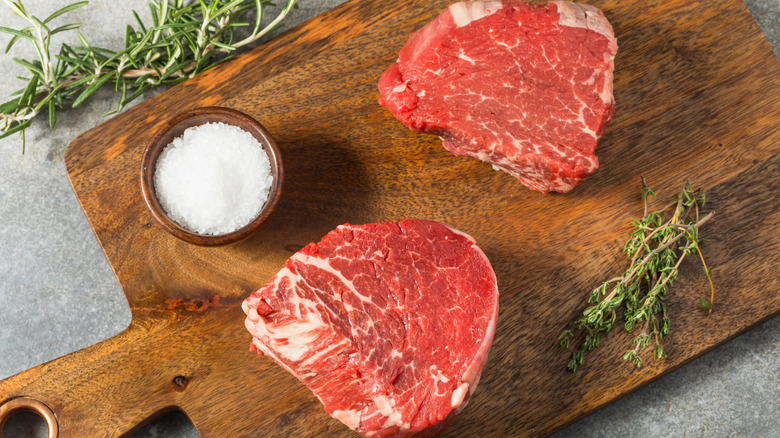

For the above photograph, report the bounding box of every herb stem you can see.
[690,230,716,316]
[1,0,299,149]
[560,181,715,371]
[625,211,713,284]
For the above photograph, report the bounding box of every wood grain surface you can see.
[2,0,779,436]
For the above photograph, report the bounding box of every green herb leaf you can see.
[0,98,20,113]
[210,40,236,51]
[1,0,299,149]
[12,56,44,76]
[47,98,55,129]
[43,1,87,24]
[4,34,21,53]
[50,22,81,36]
[0,25,35,40]
[19,72,38,106]
[0,118,32,140]
[560,180,714,371]
[71,73,112,108]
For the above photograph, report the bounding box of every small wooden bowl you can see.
[140,107,283,246]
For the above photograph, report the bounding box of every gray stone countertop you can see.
[1,1,778,437]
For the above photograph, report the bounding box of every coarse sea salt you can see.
[154,122,273,235]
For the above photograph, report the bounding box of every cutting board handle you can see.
[0,320,191,437]
[0,397,58,437]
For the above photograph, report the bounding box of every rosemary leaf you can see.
[20,72,38,105]
[159,59,190,80]
[120,83,150,106]
[47,98,55,129]
[210,40,236,50]
[43,1,87,24]
[0,118,31,140]
[133,10,148,34]
[55,53,92,69]
[50,22,81,36]
[2,0,28,19]
[12,56,43,76]
[0,98,18,113]
[1,0,299,148]
[71,73,113,108]
[62,74,95,90]
[0,25,35,40]
[5,33,20,53]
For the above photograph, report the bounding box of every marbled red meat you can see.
[378,1,618,193]
[243,219,498,437]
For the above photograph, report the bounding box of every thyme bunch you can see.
[559,179,715,372]
[0,0,297,151]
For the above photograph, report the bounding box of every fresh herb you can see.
[0,0,297,151]
[559,179,715,372]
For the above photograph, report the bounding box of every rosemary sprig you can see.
[559,179,715,372]
[0,0,298,151]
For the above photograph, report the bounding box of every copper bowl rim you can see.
[139,106,283,246]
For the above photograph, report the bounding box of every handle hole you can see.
[0,411,48,438]
[129,409,199,437]
[0,398,57,438]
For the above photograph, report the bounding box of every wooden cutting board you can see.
[1,0,779,436]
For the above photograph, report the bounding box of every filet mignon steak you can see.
[243,219,498,437]
[378,1,618,193]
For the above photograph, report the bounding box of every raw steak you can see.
[243,219,498,437]
[378,1,618,193]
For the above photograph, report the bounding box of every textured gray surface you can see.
[0,1,778,437]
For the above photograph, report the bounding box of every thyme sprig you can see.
[0,0,297,151]
[559,179,715,372]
